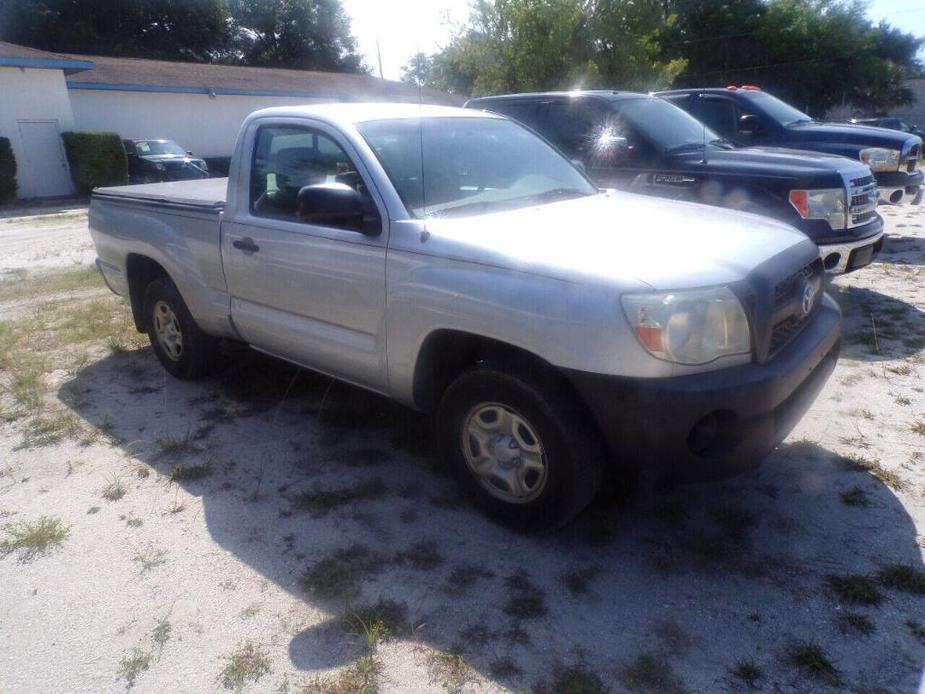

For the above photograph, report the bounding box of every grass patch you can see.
[133,545,168,572]
[619,652,684,693]
[559,566,600,596]
[825,573,883,606]
[425,650,475,694]
[393,540,443,570]
[877,563,925,594]
[156,430,202,457]
[837,611,874,636]
[219,641,271,691]
[729,658,762,689]
[301,544,386,599]
[102,475,127,501]
[536,663,608,693]
[0,515,69,561]
[502,570,547,619]
[844,454,905,491]
[788,642,841,687]
[167,461,213,482]
[912,417,925,436]
[117,647,152,687]
[907,619,925,642]
[443,563,494,596]
[151,616,171,648]
[840,486,869,507]
[347,598,408,650]
[0,266,102,302]
[488,656,521,681]
[290,479,385,517]
[302,656,382,694]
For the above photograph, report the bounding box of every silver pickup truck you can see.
[89,103,841,529]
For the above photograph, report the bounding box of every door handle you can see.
[232,238,259,253]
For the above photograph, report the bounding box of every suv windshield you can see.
[740,92,812,126]
[136,140,187,156]
[612,97,724,153]
[357,116,596,218]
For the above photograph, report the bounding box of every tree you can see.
[224,0,367,72]
[401,52,434,86]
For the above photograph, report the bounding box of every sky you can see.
[342,0,925,82]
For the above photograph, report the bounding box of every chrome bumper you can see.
[879,185,922,205]
[818,230,884,275]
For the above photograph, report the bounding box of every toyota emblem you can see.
[801,279,816,315]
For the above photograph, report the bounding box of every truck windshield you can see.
[612,97,725,154]
[357,116,596,218]
[136,140,187,156]
[740,92,812,126]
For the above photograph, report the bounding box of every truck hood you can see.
[785,121,918,150]
[419,190,815,290]
[672,145,864,183]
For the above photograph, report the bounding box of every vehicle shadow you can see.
[829,282,925,361]
[62,348,925,691]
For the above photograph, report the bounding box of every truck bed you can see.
[92,178,227,212]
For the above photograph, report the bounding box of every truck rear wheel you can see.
[436,362,604,531]
[142,277,217,380]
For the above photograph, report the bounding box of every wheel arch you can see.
[125,254,170,332]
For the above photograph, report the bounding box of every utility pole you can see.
[376,40,384,79]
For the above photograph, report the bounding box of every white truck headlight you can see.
[621,287,751,365]
[788,189,846,230]
[859,147,900,172]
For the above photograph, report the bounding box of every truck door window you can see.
[250,126,372,229]
[544,99,608,157]
[698,98,738,139]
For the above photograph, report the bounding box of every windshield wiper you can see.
[666,142,707,154]
[522,187,593,203]
[786,118,814,126]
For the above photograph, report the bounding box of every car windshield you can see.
[741,92,812,126]
[611,97,725,153]
[356,116,596,218]
[136,140,187,156]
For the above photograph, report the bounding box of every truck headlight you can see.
[788,189,846,230]
[154,162,165,171]
[859,147,901,172]
[621,287,751,365]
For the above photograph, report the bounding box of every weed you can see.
[219,641,271,691]
[301,544,386,598]
[895,394,912,406]
[102,475,127,501]
[302,656,382,694]
[844,454,905,491]
[912,418,925,436]
[155,430,202,457]
[788,642,841,687]
[0,515,69,561]
[425,649,475,694]
[825,573,883,606]
[502,570,547,619]
[559,566,600,596]
[837,611,874,636]
[907,620,925,641]
[535,663,608,693]
[488,656,521,681]
[117,647,152,687]
[444,563,494,596]
[877,564,925,594]
[167,461,213,482]
[393,540,443,570]
[840,486,869,507]
[135,465,151,479]
[347,598,408,651]
[290,479,384,517]
[619,652,684,693]
[729,658,763,690]
[125,513,143,528]
[887,363,912,376]
[133,545,168,572]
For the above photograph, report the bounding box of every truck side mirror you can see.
[296,183,378,234]
[738,114,763,135]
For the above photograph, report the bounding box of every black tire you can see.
[436,361,605,531]
[142,277,218,380]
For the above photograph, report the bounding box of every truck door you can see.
[221,121,389,393]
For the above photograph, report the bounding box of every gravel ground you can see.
[0,202,923,693]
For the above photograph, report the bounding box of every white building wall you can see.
[0,67,76,197]
[69,90,330,158]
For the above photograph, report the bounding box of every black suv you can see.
[657,87,923,206]
[465,90,883,274]
[123,139,209,184]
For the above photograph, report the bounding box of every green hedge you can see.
[0,137,16,202]
[61,131,128,194]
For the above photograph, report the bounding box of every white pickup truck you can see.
[89,103,841,529]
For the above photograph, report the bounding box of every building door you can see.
[16,120,73,198]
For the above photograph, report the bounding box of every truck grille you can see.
[906,143,920,173]
[847,173,878,227]
[769,257,823,357]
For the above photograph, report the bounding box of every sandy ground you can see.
[0,202,924,693]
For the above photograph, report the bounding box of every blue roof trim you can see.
[66,81,350,100]
[0,56,95,72]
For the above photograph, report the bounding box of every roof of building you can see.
[62,51,460,104]
[0,41,93,73]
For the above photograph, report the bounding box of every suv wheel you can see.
[143,277,217,379]
[436,362,604,531]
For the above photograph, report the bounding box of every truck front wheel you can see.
[142,277,218,379]
[436,362,604,531]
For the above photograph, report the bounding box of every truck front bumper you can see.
[565,294,841,482]
[818,229,884,275]
[877,170,923,205]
